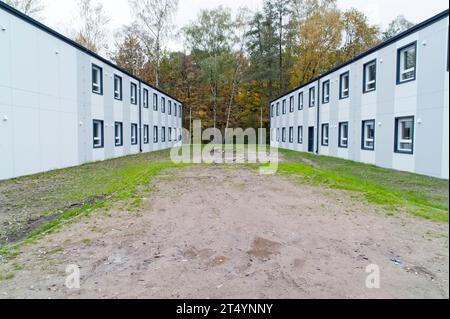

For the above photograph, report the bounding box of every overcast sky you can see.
[40,0,449,52]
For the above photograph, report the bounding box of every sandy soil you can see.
[0,165,448,299]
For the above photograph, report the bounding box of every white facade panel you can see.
[0,3,184,180]
[270,11,449,179]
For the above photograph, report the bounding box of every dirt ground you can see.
[0,165,448,299]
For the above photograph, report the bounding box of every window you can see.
[161,127,166,142]
[361,120,375,151]
[130,83,137,105]
[143,125,149,144]
[321,124,329,146]
[339,122,349,148]
[289,96,294,113]
[143,89,149,108]
[309,87,315,107]
[271,104,274,118]
[114,75,122,100]
[153,126,158,143]
[282,100,286,114]
[179,105,182,118]
[395,116,414,154]
[322,80,330,104]
[276,128,280,142]
[168,127,172,142]
[298,126,303,144]
[276,102,280,116]
[397,42,417,84]
[340,72,350,99]
[298,92,304,110]
[153,93,158,111]
[289,127,294,143]
[92,65,103,94]
[168,100,172,115]
[161,97,166,113]
[363,60,377,93]
[115,122,123,146]
[131,123,138,145]
[93,120,104,148]
[282,128,286,142]
[175,103,178,117]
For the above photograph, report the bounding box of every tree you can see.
[129,0,179,87]
[290,8,342,86]
[383,15,415,40]
[3,0,44,18]
[110,24,147,77]
[246,5,279,100]
[183,7,234,130]
[73,0,111,53]
[340,9,380,61]
[273,0,292,93]
[225,9,251,131]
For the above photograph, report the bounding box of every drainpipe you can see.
[316,78,321,154]
[138,81,143,153]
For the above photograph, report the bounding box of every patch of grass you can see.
[276,151,448,222]
[0,272,15,281]
[0,150,187,255]
[81,238,93,245]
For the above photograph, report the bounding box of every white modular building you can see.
[0,2,183,181]
[270,10,449,179]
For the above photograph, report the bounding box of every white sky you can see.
[39,0,449,52]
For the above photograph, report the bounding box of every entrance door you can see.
[308,127,315,153]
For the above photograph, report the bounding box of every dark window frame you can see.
[363,60,377,93]
[282,99,287,114]
[92,64,103,95]
[298,126,303,144]
[282,127,287,143]
[114,75,122,100]
[361,119,376,151]
[153,126,159,143]
[309,87,315,107]
[130,82,138,105]
[114,121,123,147]
[153,93,158,111]
[396,41,417,85]
[298,92,304,110]
[321,123,329,146]
[338,122,349,148]
[289,126,294,143]
[339,71,350,100]
[143,124,150,144]
[93,120,104,149]
[131,123,138,145]
[143,88,149,108]
[161,97,166,113]
[322,80,330,104]
[394,116,415,154]
[168,100,172,115]
[161,126,166,142]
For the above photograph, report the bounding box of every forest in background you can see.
[4,0,415,132]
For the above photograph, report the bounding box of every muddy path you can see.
[0,166,448,299]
